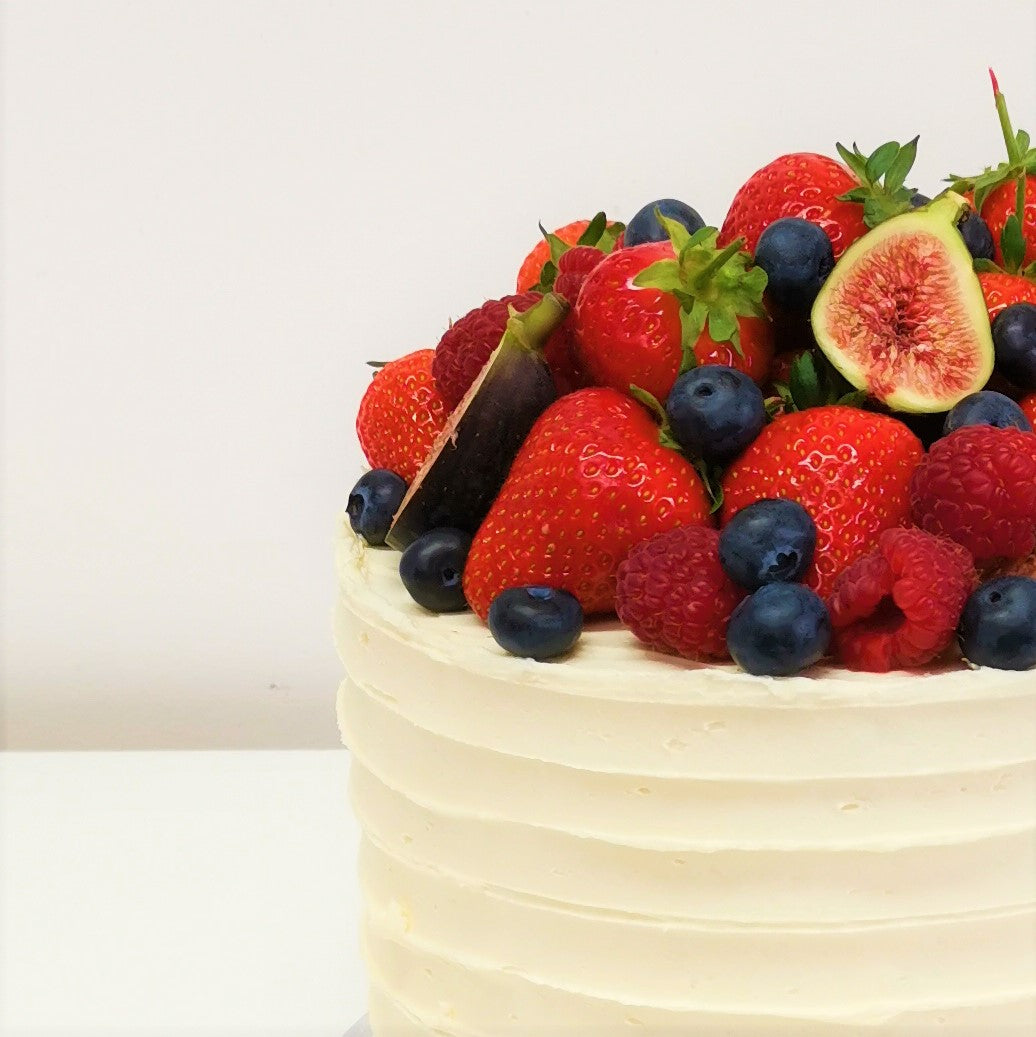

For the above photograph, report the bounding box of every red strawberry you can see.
[978,271,1036,322]
[722,406,923,599]
[981,178,1036,268]
[616,525,745,660]
[950,71,1036,269]
[542,246,603,395]
[574,231,774,403]
[827,528,975,672]
[516,214,623,293]
[719,153,868,260]
[1022,393,1036,427]
[463,388,712,619]
[355,349,449,483]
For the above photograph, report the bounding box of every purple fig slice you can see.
[386,293,568,551]
[811,193,994,413]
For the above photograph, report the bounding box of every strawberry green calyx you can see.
[770,350,867,415]
[531,211,625,293]
[632,213,767,369]
[948,69,1036,274]
[835,137,921,228]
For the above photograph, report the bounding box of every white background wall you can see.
[4,0,1036,748]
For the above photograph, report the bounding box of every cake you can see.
[335,527,1036,1033]
[338,84,1036,1032]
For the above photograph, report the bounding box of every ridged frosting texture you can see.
[334,520,1036,1034]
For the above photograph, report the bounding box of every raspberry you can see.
[616,525,745,660]
[827,528,975,672]
[909,425,1036,563]
[553,246,605,305]
[432,293,541,408]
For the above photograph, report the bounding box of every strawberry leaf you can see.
[865,140,901,182]
[656,209,692,253]
[837,137,920,229]
[576,212,608,247]
[789,351,821,411]
[633,259,685,294]
[679,303,708,372]
[692,459,725,514]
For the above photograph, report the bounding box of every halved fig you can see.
[811,193,994,413]
[386,293,567,550]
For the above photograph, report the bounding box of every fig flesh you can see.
[811,193,994,413]
[386,293,567,551]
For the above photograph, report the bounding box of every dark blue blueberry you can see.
[347,469,407,546]
[399,528,471,612]
[719,499,816,591]
[726,583,831,677]
[957,210,996,262]
[908,191,930,208]
[942,391,1032,435]
[753,218,834,315]
[625,198,706,246]
[958,577,1036,671]
[665,365,765,463]
[992,302,1036,392]
[488,586,583,660]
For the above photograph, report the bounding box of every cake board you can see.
[346,1018,371,1037]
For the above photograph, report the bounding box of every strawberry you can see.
[574,221,774,403]
[722,406,923,599]
[1022,393,1036,427]
[949,71,1036,270]
[978,270,1036,322]
[463,388,712,619]
[719,139,926,260]
[516,213,624,294]
[719,153,867,260]
[355,349,449,483]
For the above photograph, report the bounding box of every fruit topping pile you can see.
[347,70,1036,675]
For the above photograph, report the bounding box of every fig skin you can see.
[811,193,994,414]
[386,294,568,551]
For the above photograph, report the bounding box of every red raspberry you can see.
[553,246,605,305]
[910,426,1036,563]
[616,525,746,660]
[1022,394,1036,429]
[432,293,542,408]
[827,528,975,672]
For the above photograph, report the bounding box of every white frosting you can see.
[335,520,1036,1034]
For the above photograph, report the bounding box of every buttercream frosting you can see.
[335,519,1036,1034]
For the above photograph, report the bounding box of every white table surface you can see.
[0,749,366,1036]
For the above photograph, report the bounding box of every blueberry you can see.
[942,390,1032,435]
[957,210,996,262]
[665,366,765,463]
[753,218,834,314]
[958,577,1036,671]
[625,198,706,247]
[399,528,471,612]
[726,583,831,677]
[488,586,583,660]
[908,191,930,208]
[992,302,1036,392]
[719,499,816,591]
[347,469,407,546]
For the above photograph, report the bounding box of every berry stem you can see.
[691,237,746,292]
[990,69,1022,166]
[506,292,569,352]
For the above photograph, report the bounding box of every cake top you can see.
[346,69,1036,681]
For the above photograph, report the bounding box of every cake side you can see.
[336,524,1036,1034]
